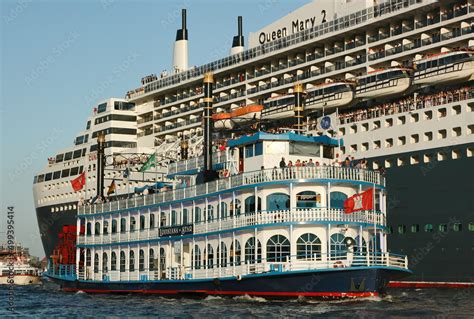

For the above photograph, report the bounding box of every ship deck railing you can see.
[78,166,384,216]
[77,252,408,282]
[77,207,386,246]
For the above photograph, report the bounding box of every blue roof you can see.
[227,132,343,148]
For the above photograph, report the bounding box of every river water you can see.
[1,284,473,318]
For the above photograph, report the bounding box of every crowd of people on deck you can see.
[339,86,473,124]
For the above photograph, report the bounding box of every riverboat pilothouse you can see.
[37,0,474,292]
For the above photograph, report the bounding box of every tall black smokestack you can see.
[230,16,244,55]
[203,72,214,173]
[294,83,304,134]
[96,133,106,198]
[173,9,189,73]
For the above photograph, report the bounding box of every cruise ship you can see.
[33,0,474,287]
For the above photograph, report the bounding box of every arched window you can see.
[86,222,91,235]
[79,219,86,235]
[330,233,347,259]
[130,216,136,232]
[219,202,228,219]
[230,199,241,217]
[139,249,145,271]
[94,253,99,273]
[182,208,189,225]
[159,248,166,276]
[194,206,202,223]
[296,191,321,208]
[120,218,126,233]
[129,250,135,272]
[244,196,262,214]
[149,249,155,271]
[111,220,117,233]
[103,221,109,235]
[193,245,201,269]
[267,235,290,262]
[354,236,367,254]
[140,215,146,230]
[86,249,91,266]
[160,211,166,227]
[149,214,155,229]
[111,252,117,271]
[206,244,214,269]
[244,237,262,263]
[267,193,290,211]
[330,192,347,209]
[230,240,241,266]
[206,205,214,221]
[171,210,177,225]
[94,222,101,235]
[217,242,227,267]
[120,251,126,272]
[102,252,108,273]
[297,233,321,260]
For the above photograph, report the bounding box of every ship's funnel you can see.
[173,9,189,74]
[230,16,244,56]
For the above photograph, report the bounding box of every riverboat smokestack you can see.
[230,16,244,55]
[294,83,304,134]
[172,9,189,74]
[96,133,106,199]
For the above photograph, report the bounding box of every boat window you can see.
[244,196,262,214]
[297,233,321,260]
[103,221,108,234]
[120,218,126,233]
[193,245,201,269]
[411,224,419,233]
[181,209,188,225]
[129,251,135,272]
[230,240,241,266]
[86,249,91,266]
[171,210,178,225]
[245,144,254,158]
[37,174,45,183]
[114,101,135,111]
[111,252,117,271]
[93,254,99,273]
[255,142,263,156]
[267,234,290,262]
[102,253,108,273]
[120,251,126,272]
[94,222,101,235]
[86,120,91,130]
[354,236,367,254]
[206,244,214,269]
[79,166,84,174]
[290,142,320,157]
[194,206,202,223]
[73,149,82,159]
[70,167,79,176]
[439,224,448,232]
[140,215,146,230]
[244,237,262,263]
[424,224,433,232]
[53,171,61,180]
[64,152,73,161]
[330,233,347,259]
[229,199,241,217]
[55,154,64,163]
[97,103,107,114]
[296,191,321,208]
[150,213,155,229]
[218,242,227,267]
[323,145,334,159]
[61,169,70,178]
[130,217,136,231]
[45,173,52,181]
[111,220,117,233]
[205,205,214,222]
[330,191,347,209]
[267,193,290,211]
[218,202,227,219]
[468,223,474,232]
[149,249,155,271]
[75,136,84,145]
[139,250,145,271]
[398,225,406,234]
[453,223,462,232]
[33,176,38,184]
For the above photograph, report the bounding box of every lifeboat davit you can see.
[356,67,411,100]
[413,50,474,86]
[304,82,355,112]
[212,104,263,129]
[261,95,295,120]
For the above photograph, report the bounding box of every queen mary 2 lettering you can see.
[258,15,321,45]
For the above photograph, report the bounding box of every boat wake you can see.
[233,294,268,303]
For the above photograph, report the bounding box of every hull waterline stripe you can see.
[389,281,474,288]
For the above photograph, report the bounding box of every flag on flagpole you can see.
[317,111,338,132]
[70,172,86,192]
[139,153,156,172]
[107,179,116,196]
[343,188,374,214]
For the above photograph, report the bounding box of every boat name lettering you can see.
[159,225,193,237]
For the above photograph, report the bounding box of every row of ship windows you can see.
[34,166,84,184]
[371,146,473,170]
[340,104,473,136]
[344,127,474,154]
[389,223,474,234]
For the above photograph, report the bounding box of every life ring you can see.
[333,261,344,268]
[236,275,242,281]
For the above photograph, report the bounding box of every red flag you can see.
[344,188,374,214]
[70,172,86,192]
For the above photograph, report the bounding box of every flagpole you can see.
[373,182,376,261]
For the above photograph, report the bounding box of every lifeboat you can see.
[213,113,234,129]
[413,50,474,86]
[304,82,355,112]
[261,95,295,120]
[356,67,412,100]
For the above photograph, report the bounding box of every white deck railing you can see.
[78,166,384,216]
[77,252,408,282]
[77,207,385,246]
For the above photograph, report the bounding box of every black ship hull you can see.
[47,267,409,298]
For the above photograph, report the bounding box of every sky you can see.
[0,0,310,258]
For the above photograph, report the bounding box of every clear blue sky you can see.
[0,0,309,258]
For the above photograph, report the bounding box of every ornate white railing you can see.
[78,166,384,216]
[79,252,408,282]
[77,207,385,246]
